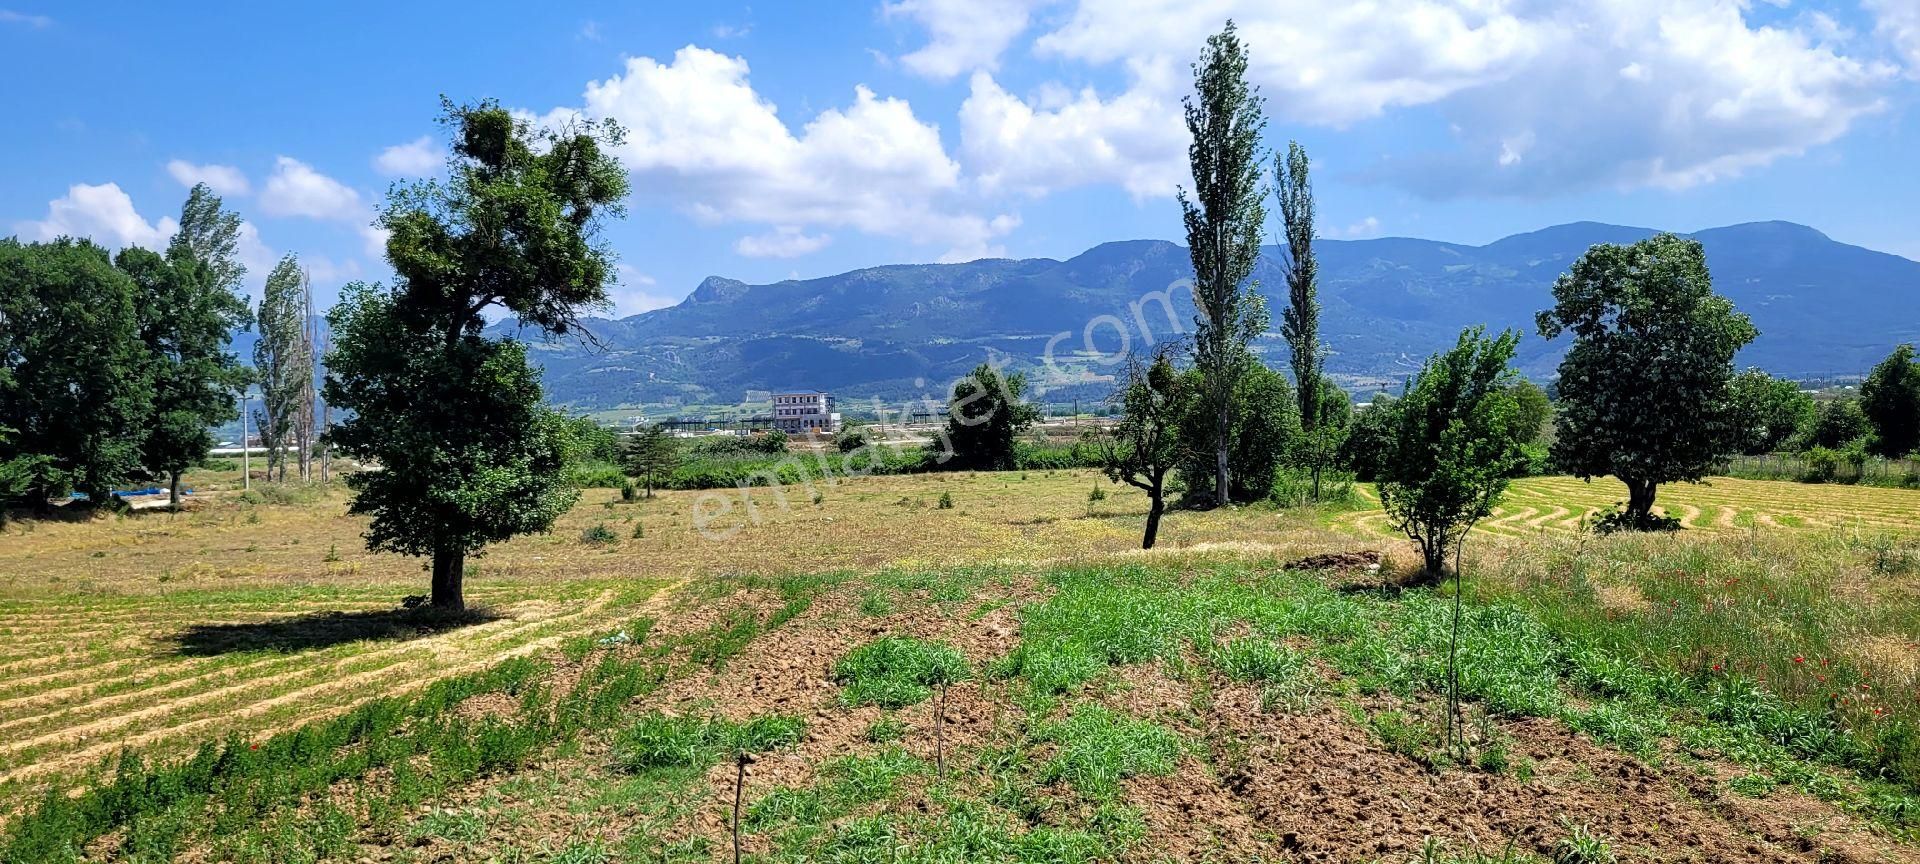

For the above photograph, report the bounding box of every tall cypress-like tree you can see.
[1275,140,1325,498]
[325,99,630,611]
[255,256,309,482]
[1180,21,1268,507]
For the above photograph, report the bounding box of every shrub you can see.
[937,491,954,509]
[833,637,969,707]
[580,523,618,545]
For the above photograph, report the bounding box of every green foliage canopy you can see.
[1536,234,1756,523]
[1376,328,1527,579]
[1860,344,1920,458]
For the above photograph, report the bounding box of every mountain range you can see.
[501,220,1918,409]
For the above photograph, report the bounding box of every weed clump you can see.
[614,712,806,773]
[833,637,968,708]
[1033,705,1180,798]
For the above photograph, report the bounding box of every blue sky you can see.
[4,1,1917,315]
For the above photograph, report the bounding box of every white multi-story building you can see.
[771,390,839,435]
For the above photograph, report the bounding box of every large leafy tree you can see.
[1180,21,1268,507]
[1727,369,1814,455]
[1860,344,1920,458]
[1099,347,1186,549]
[0,238,150,506]
[118,185,252,506]
[942,363,1041,471]
[1536,234,1756,526]
[324,99,630,611]
[255,256,311,482]
[1805,398,1871,450]
[1377,328,1527,581]
[1276,140,1331,498]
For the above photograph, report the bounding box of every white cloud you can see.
[606,265,678,316]
[260,156,365,221]
[259,155,387,257]
[540,45,1014,260]
[1340,216,1382,238]
[373,136,440,177]
[734,226,832,258]
[952,0,1898,199]
[578,20,602,41]
[0,9,51,28]
[883,0,1047,79]
[712,21,750,39]
[1866,0,1920,74]
[165,160,251,196]
[960,65,1184,199]
[14,183,178,250]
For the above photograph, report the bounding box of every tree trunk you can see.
[431,546,466,611]
[1142,487,1165,550]
[1623,477,1658,522]
[1214,397,1232,506]
[168,471,181,509]
[1419,540,1447,584]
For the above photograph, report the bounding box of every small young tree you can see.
[324,99,630,611]
[1536,234,1756,526]
[1276,140,1328,498]
[942,363,1040,471]
[1100,348,1185,549]
[623,423,680,497]
[1377,328,1528,583]
[1861,344,1920,458]
[1181,21,1269,507]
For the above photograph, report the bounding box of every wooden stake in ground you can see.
[935,680,948,781]
[733,751,749,864]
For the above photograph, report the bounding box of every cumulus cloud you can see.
[14,183,179,250]
[259,156,387,257]
[883,0,1048,79]
[165,160,251,196]
[538,45,1014,260]
[945,0,1899,200]
[260,156,365,220]
[372,136,441,177]
[960,65,1185,199]
[734,226,832,258]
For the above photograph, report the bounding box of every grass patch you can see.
[613,712,806,773]
[833,637,969,708]
[1033,705,1181,799]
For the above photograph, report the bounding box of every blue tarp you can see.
[67,487,194,500]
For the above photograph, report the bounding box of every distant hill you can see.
[493,220,1918,408]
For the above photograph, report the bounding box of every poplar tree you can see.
[1276,140,1326,498]
[1181,21,1268,507]
[255,256,309,482]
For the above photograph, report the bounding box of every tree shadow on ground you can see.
[169,605,503,656]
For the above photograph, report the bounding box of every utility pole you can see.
[241,387,251,492]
